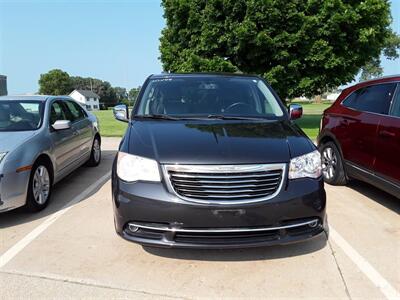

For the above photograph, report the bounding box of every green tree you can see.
[360,32,400,81]
[128,87,141,104]
[38,69,73,95]
[160,0,399,101]
[360,57,384,81]
[114,87,128,102]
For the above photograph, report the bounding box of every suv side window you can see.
[64,101,86,122]
[50,101,68,125]
[390,85,400,117]
[343,83,396,115]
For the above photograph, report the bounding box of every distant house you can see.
[69,89,100,111]
[0,75,7,96]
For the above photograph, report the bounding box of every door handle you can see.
[72,131,79,136]
[341,119,350,125]
[378,130,396,138]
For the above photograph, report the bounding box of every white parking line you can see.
[330,227,400,300]
[1,171,399,300]
[0,172,111,269]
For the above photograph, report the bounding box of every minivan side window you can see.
[64,101,86,122]
[342,83,396,115]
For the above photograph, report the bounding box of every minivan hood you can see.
[0,131,37,153]
[127,120,315,164]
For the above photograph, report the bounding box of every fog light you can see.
[308,220,319,228]
[128,224,139,232]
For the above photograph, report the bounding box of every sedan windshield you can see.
[136,76,284,119]
[0,101,43,131]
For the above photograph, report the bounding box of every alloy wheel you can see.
[322,147,337,180]
[32,166,50,205]
[93,139,101,163]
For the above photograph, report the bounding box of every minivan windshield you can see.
[136,77,284,119]
[0,101,43,131]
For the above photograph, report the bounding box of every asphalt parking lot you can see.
[1,138,399,299]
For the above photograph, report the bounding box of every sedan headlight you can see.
[0,152,7,164]
[289,150,322,179]
[117,152,161,182]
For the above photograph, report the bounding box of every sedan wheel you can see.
[87,136,101,167]
[93,138,101,164]
[26,163,52,212]
[32,166,51,205]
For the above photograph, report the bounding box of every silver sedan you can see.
[0,95,101,212]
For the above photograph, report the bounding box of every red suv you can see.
[318,75,400,198]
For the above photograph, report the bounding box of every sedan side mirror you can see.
[288,104,303,120]
[113,104,129,123]
[52,120,71,131]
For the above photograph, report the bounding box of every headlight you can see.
[289,150,322,179]
[117,152,161,182]
[0,152,7,164]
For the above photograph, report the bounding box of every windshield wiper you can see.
[133,114,269,121]
[205,114,267,120]
[134,114,180,120]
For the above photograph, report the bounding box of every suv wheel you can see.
[319,142,347,185]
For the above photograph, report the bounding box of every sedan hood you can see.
[0,131,37,153]
[127,120,315,164]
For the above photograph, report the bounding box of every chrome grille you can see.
[163,164,286,204]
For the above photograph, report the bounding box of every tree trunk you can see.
[314,95,322,104]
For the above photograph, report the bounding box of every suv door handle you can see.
[378,130,396,138]
[341,119,350,125]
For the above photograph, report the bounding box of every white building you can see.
[325,89,342,102]
[69,89,100,111]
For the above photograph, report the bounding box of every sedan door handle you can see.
[378,130,396,138]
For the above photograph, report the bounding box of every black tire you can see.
[25,162,52,212]
[87,136,101,167]
[319,141,347,185]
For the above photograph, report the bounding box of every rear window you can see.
[342,83,396,115]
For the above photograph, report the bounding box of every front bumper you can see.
[112,174,327,249]
[0,170,30,212]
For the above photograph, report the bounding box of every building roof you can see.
[72,89,100,98]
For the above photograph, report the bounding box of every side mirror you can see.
[288,104,303,120]
[113,104,129,123]
[52,120,71,131]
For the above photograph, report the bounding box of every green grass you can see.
[294,102,331,140]
[94,102,332,140]
[93,110,128,137]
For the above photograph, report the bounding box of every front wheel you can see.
[87,136,101,167]
[25,164,52,212]
[319,142,347,185]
